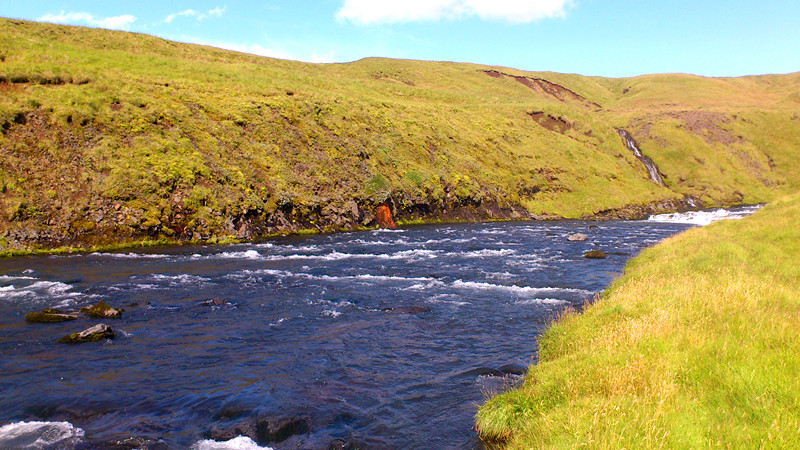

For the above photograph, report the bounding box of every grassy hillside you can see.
[476,194,800,448]
[1,18,799,252]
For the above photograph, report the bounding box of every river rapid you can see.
[0,208,758,449]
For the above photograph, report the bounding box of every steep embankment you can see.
[476,194,800,448]
[1,18,799,253]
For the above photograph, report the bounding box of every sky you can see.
[2,0,799,78]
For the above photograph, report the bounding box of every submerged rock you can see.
[206,415,311,445]
[567,233,587,241]
[80,301,123,318]
[25,307,77,323]
[328,436,368,450]
[58,323,115,343]
[465,364,527,378]
[201,298,227,307]
[463,367,505,377]
[497,363,527,376]
[256,416,311,444]
[584,250,607,259]
[100,436,169,450]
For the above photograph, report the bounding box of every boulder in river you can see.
[206,415,311,445]
[328,436,369,450]
[58,323,115,343]
[567,233,587,241]
[584,250,607,259]
[256,416,311,444]
[80,301,123,318]
[25,307,78,323]
[201,298,227,307]
[97,436,169,450]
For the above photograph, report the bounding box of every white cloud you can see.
[207,6,226,18]
[165,6,226,23]
[165,9,198,23]
[38,11,137,30]
[336,0,573,25]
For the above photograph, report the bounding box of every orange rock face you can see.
[375,204,397,229]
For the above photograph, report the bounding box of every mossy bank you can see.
[1,18,800,253]
[476,194,800,448]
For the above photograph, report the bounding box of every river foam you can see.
[192,436,273,450]
[648,205,762,225]
[0,421,84,448]
[0,278,79,305]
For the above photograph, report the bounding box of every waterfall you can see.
[617,129,665,186]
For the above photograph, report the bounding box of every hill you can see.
[1,18,799,252]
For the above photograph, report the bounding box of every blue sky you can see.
[2,1,799,77]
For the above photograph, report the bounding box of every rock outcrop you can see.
[25,307,78,323]
[58,323,115,343]
[80,301,123,318]
[584,250,607,259]
[567,233,587,241]
[375,204,397,229]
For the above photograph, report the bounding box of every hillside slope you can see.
[1,18,798,252]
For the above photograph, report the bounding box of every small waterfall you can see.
[617,129,665,186]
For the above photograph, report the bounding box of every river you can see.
[0,208,758,448]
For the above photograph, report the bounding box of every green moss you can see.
[25,308,78,323]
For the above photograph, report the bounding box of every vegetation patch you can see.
[0,18,798,254]
[476,194,800,448]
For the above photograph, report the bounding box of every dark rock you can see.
[328,436,368,450]
[256,416,311,444]
[206,415,311,446]
[347,200,360,220]
[584,250,607,259]
[81,301,123,318]
[567,233,587,241]
[58,323,115,343]
[381,306,431,314]
[498,363,527,376]
[201,298,227,306]
[205,423,257,443]
[101,436,169,450]
[25,307,78,323]
[463,367,505,377]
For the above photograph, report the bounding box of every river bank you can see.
[1,195,705,258]
[476,194,800,448]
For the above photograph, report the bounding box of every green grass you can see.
[476,194,800,448]
[0,18,799,252]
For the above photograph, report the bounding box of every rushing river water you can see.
[0,209,759,449]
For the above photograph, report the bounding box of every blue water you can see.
[0,220,694,448]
